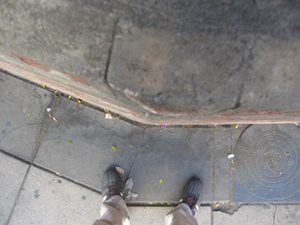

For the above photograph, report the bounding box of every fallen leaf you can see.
[104,109,110,114]
[53,117,58,122]
[54,91,58,94]
[68,95,72,99]
[49,113,52,117]
[111,145,116,150]
[159,178,163,184]
[27,113,31,116]
[43,84,46,88]
[213,202,220,209]
[233,124,238,128]
[67,141,72,145]
[78,99,82,103]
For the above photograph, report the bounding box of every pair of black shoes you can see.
[102,167,203,216]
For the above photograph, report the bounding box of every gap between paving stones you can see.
[2,70,235,129]
[3,95,60,225]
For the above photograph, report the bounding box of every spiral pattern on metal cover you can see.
[235,127,300,200]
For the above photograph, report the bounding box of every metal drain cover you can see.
[233,124,300,202]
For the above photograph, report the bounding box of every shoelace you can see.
[184,193,198,208]
[108,185,119,198]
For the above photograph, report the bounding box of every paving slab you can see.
[213,129,232,202]
[214,204,276,225]
[108,25,249,112]
[129,206,211,225]
[0,72,55,160]
[233,124,300,202]
[129,127,213,203]
[9,166,101,225]
[0,0,115,85]
[35,97,144,191]
[0,152,28,225]
[274,205,300,225]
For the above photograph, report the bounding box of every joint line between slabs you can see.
[126,129,145,181]
[5,165,31,225]
[31,95,60,163]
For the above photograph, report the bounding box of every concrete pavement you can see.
[1,72,300,224]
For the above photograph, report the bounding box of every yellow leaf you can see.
[54,91,58,94]
[104,109,110,114]
[68,95,72,99]
[111,145,116,150]
[49,113,52,117]
[67,141,72,145]
[78,99,82,103]
[233,124,238,128]
[27,113,31,116]
[159,178,163,184]
[43,84,46,88]
[213,202,220,209]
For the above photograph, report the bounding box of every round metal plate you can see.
[235,124,300,201]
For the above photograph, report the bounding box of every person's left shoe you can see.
[101,167,123,202]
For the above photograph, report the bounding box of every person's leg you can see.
[93,167,130,225]
[166,177,202,225]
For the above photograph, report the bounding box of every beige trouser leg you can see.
[166,203,198,225]
[93,196,130,225]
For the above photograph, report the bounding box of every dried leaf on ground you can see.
[111,145,116,150]
[159,178,163,184]
[67,141,73,145]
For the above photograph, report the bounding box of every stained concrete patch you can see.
[0,152,28,225]
[129,127,213,203]
[214,205,275,225]
[233,124,300,202]
[274,205,300,225]
[9,166,101,225]
[0,72,55,160]
[128,206,211,225]
[0,0,115,84]
[108,26,249,112]
[34,97,143,191]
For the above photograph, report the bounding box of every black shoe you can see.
[180,176,203,216]
[101,167,123,202]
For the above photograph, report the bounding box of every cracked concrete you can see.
[1,0,300,116]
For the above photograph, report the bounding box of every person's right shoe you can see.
[101,167,123,202]
[179,176,203,216]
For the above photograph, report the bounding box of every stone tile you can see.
[129,206,211,225]
[0,152,28,225]
[35,97,144,191]
[129,127,213,203]
[0,72,54,160]
[129,207,170,225]
[214,205,275,225]
[0,0,115,84]
[213,129,232,201]
[275,205,300,225]
[9,166,102,225]
[195,206,211,225]
[108,26,248,112]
